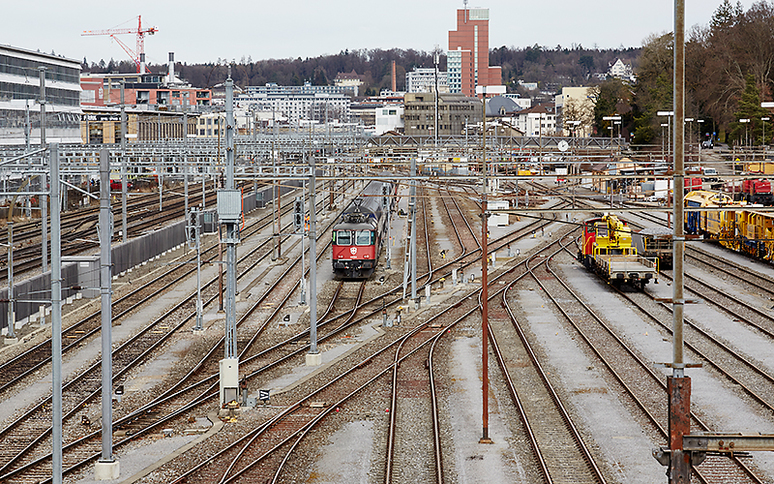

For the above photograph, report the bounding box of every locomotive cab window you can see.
[336,231,352,245]
[355,230,372,245]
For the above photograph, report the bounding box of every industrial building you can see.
[79,53,206,144]
[0,44,82,145]
[80,53,211,109]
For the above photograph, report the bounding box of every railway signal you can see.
[293,197,304,233]
[187,211,199,249]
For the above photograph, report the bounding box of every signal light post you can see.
[294,196,307,305]
[188,208,203,331]
[218,68,241,408]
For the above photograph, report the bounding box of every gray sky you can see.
[4,0,754,66]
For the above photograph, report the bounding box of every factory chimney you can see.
[140,53,146,76]
[391,61,396,93]
[168,52,175,84]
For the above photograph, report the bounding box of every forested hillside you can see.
[81,45,639,95]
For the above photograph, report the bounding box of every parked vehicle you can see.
[702,167,719,182]
[110,180,133,191]
[578,214,658,290]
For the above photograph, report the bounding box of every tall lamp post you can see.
[658,111,675,161]
[567,120,581,180]
[739,118,751,148]
[762,117,770,148]
[475,84,505,445]
[602,115,621,158]
[697,119,704,162]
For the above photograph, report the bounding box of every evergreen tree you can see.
[710,0,743,30]
[730,73,770,145]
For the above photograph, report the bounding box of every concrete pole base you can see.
[4,337,18,345]
[94,460,120,480]
[306,352,322,366]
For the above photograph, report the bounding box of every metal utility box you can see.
[61,256,100,298]
[201,210,218,234]
[487,200,510,227]
[219,358,239,407]
[217,190,242,223]
[255,190,266,209]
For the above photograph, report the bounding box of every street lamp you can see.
[603,115,621,159]
[567,119,581,138]
[661,123,669,160]
[739,118,751,148]
[684,118,694,156]
[658,111,674,161]
[762,117,770,147]
[697,119,705,161]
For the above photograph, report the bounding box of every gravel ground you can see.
[561,253,774,482]
[33,185,774,484]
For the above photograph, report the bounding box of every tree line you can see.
[595,0,774,147]
[82,45,637,97]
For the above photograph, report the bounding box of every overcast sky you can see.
[4,0,755,66]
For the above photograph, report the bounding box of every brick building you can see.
[447,7,502,97]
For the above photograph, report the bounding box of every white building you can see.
[503,93,531,110]
[609,59,635,81]
[234,82,351,124]
[511,106,556,137]
[374,105,404,136]
[406,67,449,94]
[0,44,82,145]
[446,49,466,94]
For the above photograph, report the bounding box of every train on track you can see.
[684,189,774,261]
[578,214,659,289]
[722,178,774,205]
[332,179,395,278]
[633,227,674,269]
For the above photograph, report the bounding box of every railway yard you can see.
[2,144,774,484]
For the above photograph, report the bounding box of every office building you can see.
[235,83,350,125]
[0,44,82,145]
[403,92,481,136]
[406,67,449,94]
[447,7,502,97]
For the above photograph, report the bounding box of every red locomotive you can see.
[331,179,394,278]
[742,179,773,205]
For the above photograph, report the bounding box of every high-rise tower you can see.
[447,5,502,97]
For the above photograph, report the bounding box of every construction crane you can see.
[82,16,158,73]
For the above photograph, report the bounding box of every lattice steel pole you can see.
[39,67,48,273]
[97,150,118,477]
[51,143,62,484]
[217,67,241,408]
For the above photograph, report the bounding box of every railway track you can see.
[550,237,765,482]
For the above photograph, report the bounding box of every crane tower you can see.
[82,16,158,73]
